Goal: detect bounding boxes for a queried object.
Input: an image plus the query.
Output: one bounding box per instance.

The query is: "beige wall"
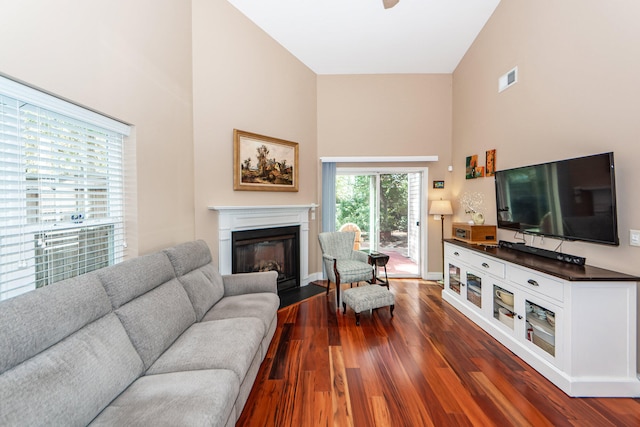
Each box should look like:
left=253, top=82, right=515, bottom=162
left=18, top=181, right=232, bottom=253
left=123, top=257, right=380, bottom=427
left=317, top=74, right=453, bottom=274
left=0, top=0, right=195, bottom=256
left=191, top=0, right=319, bottom=270
left=5, top=0, right=637, bottom=285
left=453, top=0, right=640, bottom=276
left=453, top=1, right=640, bottom=367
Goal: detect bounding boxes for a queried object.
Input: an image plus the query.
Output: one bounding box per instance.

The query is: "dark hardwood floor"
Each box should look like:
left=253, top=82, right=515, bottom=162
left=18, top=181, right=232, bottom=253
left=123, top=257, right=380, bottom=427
left=237, top=279, right=640, bottom=426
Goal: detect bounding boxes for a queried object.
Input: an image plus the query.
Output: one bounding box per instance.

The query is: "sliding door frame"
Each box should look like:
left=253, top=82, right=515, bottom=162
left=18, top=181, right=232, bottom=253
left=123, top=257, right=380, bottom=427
left=336, top=166, right=429, bottom=279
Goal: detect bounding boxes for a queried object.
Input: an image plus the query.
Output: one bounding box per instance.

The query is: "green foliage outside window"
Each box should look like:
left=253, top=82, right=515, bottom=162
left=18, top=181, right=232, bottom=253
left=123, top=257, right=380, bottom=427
left=379, top=174, right=408, bottom=234
left=336, top=174, right=408, bottom=241
left=336, top=175, right=371, bottom=233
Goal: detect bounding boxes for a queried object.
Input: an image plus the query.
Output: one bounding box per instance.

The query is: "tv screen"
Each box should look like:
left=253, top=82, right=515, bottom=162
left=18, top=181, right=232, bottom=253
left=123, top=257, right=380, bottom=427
left=495, top=152, right=619, bottom=245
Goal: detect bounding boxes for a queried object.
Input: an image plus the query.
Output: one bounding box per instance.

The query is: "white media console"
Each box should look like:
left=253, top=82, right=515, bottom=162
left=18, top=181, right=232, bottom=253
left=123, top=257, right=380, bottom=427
left=442, top=239, right=640, bottom=397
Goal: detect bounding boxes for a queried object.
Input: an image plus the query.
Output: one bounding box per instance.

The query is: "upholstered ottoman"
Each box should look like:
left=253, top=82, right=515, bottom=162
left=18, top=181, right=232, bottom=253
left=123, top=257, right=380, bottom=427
left=342, top=285, right=395, bottom=326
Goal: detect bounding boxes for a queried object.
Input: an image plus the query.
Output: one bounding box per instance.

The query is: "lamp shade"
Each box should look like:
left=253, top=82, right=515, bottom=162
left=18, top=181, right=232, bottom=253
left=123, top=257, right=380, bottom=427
left=429, top=200, right=453, bottom=216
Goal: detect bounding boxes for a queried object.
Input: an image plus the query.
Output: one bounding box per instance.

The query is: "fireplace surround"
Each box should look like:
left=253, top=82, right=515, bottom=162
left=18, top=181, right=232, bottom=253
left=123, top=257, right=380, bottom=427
left=209, top=205, right=316, bottom=288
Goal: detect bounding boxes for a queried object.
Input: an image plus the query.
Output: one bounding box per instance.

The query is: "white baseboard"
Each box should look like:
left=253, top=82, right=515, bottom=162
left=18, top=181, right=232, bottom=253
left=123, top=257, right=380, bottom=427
left=425, top=272, right=443, bottom=281
left=303, top=272, right=324, bottom=286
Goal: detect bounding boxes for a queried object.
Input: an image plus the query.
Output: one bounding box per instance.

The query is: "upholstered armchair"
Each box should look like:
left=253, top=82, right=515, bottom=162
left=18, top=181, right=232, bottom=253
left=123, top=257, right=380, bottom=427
left=318, top=231, right=373, bottom=306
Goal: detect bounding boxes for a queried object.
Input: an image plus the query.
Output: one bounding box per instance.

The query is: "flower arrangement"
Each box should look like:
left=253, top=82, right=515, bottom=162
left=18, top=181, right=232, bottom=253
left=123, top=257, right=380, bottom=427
left=459, top=192, right=484, bottom=218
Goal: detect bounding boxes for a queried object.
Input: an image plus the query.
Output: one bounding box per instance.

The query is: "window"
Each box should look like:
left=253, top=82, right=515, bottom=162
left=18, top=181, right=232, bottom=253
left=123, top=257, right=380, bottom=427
left=0, top=76, right=130, bottom=301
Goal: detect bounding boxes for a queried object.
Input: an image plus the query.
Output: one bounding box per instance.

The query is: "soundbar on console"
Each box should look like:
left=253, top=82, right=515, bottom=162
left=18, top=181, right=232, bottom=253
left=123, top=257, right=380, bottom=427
left=498, top=240, right=586, bottom=266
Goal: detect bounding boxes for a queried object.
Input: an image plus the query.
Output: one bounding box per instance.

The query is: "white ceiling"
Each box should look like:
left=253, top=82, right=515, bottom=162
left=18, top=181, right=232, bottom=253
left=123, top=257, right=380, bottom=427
left=226, top=0, right=501, bottom=75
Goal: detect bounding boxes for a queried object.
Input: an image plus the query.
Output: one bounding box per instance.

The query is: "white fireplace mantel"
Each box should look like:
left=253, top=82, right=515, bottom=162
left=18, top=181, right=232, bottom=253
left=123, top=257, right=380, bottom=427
left=208, top=205, right=317, bottom=285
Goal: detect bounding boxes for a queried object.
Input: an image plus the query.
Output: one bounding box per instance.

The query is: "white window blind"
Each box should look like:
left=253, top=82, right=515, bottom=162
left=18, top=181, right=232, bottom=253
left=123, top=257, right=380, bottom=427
left=0, top=76, right=130, bottom=300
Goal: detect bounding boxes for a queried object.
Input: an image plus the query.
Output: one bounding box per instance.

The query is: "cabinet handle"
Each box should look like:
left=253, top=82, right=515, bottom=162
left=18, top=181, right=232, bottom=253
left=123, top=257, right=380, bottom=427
left=527, top=279, right=539, bottom=287
left=482, top=262, right=490, bottom=268
left=453, top=251, right=460, bottom=256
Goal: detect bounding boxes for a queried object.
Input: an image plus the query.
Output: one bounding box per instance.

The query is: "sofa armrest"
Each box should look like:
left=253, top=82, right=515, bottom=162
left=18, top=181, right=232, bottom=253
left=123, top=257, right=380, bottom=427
left=222, top=270, right=278, bottom=297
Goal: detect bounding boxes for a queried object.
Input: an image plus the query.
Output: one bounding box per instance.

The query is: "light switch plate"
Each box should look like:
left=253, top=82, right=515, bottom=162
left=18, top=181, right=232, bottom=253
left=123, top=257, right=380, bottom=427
left=630, top=229, right=640, bottom=247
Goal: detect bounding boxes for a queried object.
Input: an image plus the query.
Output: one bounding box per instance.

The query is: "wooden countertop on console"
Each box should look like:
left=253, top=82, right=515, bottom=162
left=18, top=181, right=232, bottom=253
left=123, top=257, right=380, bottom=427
left=445, top=239, right=640, bottom=282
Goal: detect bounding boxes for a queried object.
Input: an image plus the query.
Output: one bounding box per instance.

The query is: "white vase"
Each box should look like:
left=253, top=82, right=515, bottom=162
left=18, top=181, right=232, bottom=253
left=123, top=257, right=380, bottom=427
left=472, top=212, right=485, bottom=225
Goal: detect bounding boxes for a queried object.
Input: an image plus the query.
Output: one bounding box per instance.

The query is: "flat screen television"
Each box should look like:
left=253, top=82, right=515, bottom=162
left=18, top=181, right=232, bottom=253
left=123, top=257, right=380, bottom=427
left=494, top=152, right=619, bottom=246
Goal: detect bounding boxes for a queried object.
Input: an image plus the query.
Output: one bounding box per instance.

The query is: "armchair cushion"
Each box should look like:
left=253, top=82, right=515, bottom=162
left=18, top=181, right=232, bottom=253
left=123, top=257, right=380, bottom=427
left=334, top=260, right=373, bottom=283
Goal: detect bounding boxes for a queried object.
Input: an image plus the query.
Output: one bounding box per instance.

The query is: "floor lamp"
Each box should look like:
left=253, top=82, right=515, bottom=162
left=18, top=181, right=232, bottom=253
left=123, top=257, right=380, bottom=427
left=429, top=200, right=453, bottom=285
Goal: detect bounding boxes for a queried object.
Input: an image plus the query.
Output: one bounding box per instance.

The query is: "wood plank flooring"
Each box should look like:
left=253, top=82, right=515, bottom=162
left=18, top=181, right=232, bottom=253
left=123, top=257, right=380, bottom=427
left=237, top=279, right=640, bottom=426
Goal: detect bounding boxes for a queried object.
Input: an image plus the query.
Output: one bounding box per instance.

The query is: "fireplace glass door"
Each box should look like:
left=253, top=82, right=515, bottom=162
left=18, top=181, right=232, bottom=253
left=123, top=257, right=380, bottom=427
left=232, top=225, right=300, bottom=293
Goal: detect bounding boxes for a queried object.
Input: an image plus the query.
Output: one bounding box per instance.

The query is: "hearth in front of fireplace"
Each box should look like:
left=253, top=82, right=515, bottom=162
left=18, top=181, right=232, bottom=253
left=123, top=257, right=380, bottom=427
left=231, top=225, right=300, bottom=293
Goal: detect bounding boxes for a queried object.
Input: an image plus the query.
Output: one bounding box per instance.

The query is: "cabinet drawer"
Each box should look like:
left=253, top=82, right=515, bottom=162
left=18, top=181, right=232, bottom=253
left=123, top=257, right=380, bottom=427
left=508, top=265, right=564, bottom=302
left=445, top=244, right=470, bottom=263
left=469, top=253, right=506, bottom=278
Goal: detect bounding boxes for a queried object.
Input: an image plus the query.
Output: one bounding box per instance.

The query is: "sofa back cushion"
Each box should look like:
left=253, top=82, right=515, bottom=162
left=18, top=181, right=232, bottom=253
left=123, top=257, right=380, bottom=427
left=98, top=251, right=176, bottom=309
left=0, top=272, right=110, bottom=374
left=0, top=276, right=144, bottom=426
left=98, top=252, right=196, bottom=369
left=0, top=314, right=144, bottom=426
left=164, top=240, right=225, bottom=321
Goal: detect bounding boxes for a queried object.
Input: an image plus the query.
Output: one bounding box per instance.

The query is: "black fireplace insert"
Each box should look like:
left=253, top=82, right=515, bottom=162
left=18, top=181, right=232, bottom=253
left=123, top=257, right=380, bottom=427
left=231, top=225, right=300, bottom=293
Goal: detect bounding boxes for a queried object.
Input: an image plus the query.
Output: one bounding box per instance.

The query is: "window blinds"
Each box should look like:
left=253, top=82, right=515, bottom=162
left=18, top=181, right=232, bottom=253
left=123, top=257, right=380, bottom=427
left=0, top=76, right=129, bottom=300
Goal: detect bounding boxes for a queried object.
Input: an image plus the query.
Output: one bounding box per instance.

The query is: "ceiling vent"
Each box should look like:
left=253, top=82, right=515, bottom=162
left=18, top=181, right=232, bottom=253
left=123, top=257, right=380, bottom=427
left=498, top=66, right=518, bottom=93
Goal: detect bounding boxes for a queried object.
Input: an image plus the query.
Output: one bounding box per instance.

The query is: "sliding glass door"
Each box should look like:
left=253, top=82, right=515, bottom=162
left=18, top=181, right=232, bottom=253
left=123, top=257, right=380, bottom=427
left=335, top=169, right=423, bottom=277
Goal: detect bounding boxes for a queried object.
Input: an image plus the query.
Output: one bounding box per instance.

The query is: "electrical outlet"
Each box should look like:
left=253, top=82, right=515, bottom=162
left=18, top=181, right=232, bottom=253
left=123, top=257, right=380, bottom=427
left=630, top=229, right=640, bottom=247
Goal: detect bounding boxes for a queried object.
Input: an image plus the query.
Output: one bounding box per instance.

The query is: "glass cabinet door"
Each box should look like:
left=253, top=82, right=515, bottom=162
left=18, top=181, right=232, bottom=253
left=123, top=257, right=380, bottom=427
left=466, top=272, right=482, bottom=308
left=525, top=300, right=556, bottom=356
left=493, top=285, right=515, bottom=330
left=448, top=263, right=461, bottom=295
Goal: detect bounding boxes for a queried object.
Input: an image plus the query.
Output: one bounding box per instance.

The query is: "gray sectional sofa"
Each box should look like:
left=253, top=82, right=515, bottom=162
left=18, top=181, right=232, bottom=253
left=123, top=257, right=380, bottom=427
left=0, top=240, right=279, bottom=426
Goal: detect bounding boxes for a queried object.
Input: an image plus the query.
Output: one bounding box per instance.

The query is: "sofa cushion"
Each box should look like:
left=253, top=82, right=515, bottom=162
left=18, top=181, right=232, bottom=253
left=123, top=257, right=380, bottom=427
left=177, top=263, right=225, bottom=321
left=164, top=240, right=225, bottom=320
left=114, top=279, right=196, bottom=369
left=0, top=272, right=111, bottom=374
left=201, top=293, right=279, bottom=335
left=146, top=317, right=264, bottom=383
left=89, top=369, right=239, bottom=427
left=98, top=251, right=177, bottom=309
left=0, top=313, right=144, bottom=427
left=164, top=239, right=212, bottom=276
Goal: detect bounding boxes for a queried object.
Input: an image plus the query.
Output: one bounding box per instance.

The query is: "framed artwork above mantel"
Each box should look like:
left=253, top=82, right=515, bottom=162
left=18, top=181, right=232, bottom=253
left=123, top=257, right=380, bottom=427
left=233, top=129, right=299, bottom=192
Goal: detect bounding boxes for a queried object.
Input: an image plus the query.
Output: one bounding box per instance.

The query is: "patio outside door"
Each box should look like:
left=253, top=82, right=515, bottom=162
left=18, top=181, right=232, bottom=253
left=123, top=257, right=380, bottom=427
left=335, top=170, right=422, bottom=278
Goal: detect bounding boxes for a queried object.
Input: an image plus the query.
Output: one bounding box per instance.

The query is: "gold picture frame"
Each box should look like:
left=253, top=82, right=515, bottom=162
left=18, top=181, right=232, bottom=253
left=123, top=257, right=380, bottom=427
left=233, top=129, right=299, bottom=192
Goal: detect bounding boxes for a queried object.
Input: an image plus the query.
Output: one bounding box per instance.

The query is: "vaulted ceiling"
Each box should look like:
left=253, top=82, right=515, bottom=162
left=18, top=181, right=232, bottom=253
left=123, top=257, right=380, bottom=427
left=226, top=0, right=501, bottom=74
